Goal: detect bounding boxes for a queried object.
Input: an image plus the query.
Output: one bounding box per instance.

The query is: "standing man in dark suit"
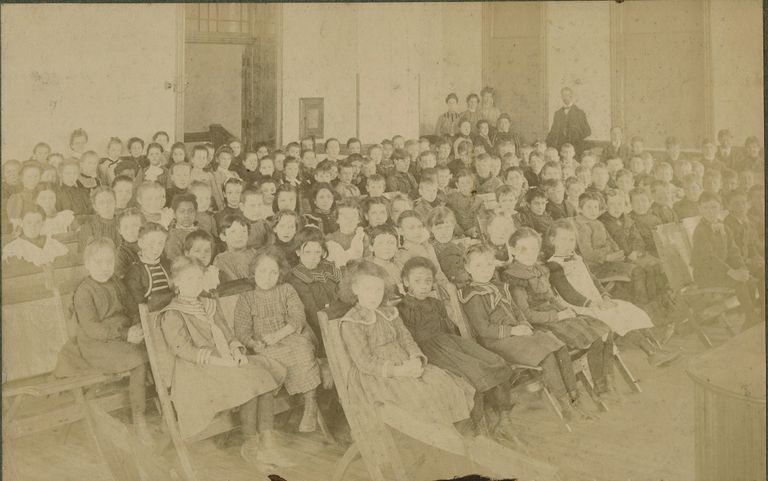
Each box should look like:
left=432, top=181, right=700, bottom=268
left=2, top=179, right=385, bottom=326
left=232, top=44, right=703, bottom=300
left=546, top=87, right=591, bottom=158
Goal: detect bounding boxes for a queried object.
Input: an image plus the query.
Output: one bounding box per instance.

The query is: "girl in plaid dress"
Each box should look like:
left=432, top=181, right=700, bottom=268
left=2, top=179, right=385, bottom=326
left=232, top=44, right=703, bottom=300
left=234, top=250, right=322, bottom=433
left=339, top=260, right=475, bottom=426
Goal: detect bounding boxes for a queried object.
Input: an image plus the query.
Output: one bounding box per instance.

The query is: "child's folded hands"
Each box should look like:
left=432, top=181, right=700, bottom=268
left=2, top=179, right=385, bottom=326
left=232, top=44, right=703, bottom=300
left=509, top=325, right=533, bottom=336
left=395, top=358, right=424, bottom=378
left=126, top=324, right=144, bottom=344
left=231, top=347, right=248, bottom=366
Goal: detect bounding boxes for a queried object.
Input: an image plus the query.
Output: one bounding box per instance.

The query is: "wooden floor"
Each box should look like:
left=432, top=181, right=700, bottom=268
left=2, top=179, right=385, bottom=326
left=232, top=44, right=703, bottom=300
left=5, top=321, right=743, bottom=481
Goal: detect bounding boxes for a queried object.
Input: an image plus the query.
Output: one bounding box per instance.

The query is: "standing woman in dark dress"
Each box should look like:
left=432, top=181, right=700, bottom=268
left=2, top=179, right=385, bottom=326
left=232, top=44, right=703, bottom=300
left=435, top=93, right=462, bottom=137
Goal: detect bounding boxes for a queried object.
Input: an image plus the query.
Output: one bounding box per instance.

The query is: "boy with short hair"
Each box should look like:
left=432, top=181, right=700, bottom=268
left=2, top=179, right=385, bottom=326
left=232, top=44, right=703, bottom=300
left=649, top=180, right=678, bottom=224
left=166, top=162, right=191, bottom=208
left=602, top=126, right=630, bottom=163
left=589, top=163, right=610, bottom=194
left=355, top=157, right=378, bottom=195
left=446, top=169, right=481, bottom=237
left=386, top=149, right=418, bottom=198
left=662, top=136, right=682, bottom=165
left=542, top=178, right=573, bottom=220
left=700, top=139, right=725, bottom=171
left=518, top=187, right=552, bottom=235
left=414, top=177, right=443, bottom=222
left=124, top=222, right=173, bottom=311
left=335, top=159, right=361, bottom=199
left=572, top=191, right=635, bottom=282
left=239, top=189, right=272, bottom=250
left=136, top=181, right=173, bottom=229
left=692, top=192, right=757, bottom=328
left=78, top=187, right=120, bottom=252
left=702, top=169, right=722, bottom=196
left=475, top=154, right=502, bottom=194
left=112, top=175, right=136, bottom=214
left=627, top=188, right=661, bottom=255
left=565, top=176, right=586, bottom=216
left=673, top=174, right=702, bottom=220
left=114, top=207, right=144, bottom=279
left=599, top=189, right=665, bottom=305
left=57, top=159, right=92, bottom=216
left=365, top=174, right=387, bottom=199
left=715, top=129, right=735, bottom=168
left=313, top=160, right=335, bottom=185
left=523, top=151, right=544, bottom=188
left=448, top=140, right=473, bottom=176
left=189, top=181, right=217, bottom=237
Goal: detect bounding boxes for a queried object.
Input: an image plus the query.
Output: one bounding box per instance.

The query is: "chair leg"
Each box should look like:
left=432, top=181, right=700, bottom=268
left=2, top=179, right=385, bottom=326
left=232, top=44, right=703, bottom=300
left=613, top=349, right=642, bottom=394
left=72, top=387, right=108, bottom=464
left=2, top=394, right=26, bottom=478
left=317, top=406, right=338, bottom=446
left=720, top=314, right=740, bottom=336
left=540, top=386, right=571, bottom=433
left=577, top=371, right=608, bottom=412
left=332, top=442, right=361, bottom=481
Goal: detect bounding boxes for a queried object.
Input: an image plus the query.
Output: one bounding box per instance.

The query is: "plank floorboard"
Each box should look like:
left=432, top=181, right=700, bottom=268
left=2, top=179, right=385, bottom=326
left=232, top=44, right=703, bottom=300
left=6, top=326, right=738, bottom=481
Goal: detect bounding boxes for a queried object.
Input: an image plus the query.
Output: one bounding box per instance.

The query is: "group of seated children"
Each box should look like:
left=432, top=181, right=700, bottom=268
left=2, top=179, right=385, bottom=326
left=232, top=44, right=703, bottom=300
left=2, top=121, right=762, bottom=466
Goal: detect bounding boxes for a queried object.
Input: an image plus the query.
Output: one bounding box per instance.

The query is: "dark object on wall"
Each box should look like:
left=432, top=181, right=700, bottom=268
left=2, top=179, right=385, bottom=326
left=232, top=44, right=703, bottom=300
left=687, top=323, right=766, bottom=481
left=300, top=97, right=324, bottom=140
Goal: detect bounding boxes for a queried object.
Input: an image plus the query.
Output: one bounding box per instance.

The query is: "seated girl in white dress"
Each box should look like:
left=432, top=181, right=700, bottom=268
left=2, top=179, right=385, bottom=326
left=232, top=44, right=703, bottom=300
left=544, top=220, right=681, bottom=368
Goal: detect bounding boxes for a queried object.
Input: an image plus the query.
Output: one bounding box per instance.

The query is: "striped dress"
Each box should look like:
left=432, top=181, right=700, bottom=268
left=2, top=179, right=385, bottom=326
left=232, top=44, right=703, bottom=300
left=124, top=257, right=173, bottom=312
left=233, top=283, right=321, bottom=395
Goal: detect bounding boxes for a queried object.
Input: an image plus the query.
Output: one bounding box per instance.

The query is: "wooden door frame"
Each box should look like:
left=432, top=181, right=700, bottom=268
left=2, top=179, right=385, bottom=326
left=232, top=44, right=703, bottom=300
left=174, top=4, right=185, bottom=143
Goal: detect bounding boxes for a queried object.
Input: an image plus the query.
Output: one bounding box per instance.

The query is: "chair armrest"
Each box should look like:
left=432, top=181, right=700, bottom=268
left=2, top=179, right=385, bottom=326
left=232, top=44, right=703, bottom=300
left=597, top=275, right=631, bottom=284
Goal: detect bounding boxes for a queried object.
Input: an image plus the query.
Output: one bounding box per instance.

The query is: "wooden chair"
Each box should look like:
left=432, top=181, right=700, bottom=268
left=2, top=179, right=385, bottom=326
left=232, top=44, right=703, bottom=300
left=444, top=283, right=580, bottom=431
left=318, top=311, right=561, bottom=481
left=653, top=218, right=741, bottom=347
left=2, top=268, right=131, bottom=477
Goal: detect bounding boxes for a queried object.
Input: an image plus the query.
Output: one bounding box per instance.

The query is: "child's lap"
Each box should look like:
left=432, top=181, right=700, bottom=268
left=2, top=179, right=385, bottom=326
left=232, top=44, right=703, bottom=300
left=481, top=331, right=563, bottom=366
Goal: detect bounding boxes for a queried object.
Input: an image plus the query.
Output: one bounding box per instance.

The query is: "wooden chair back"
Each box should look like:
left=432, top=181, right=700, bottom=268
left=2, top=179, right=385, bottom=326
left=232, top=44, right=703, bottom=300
left=319, top=311, right=561, bottom=481
left=2, top=268, right=70, bottom=382
left=653, top=221, right=695, bottom=292
left=443, top=282, right=473, bottom=339
left=138, top=304, right=212, bottom=481
left=318, top=311, right=407, bottom=481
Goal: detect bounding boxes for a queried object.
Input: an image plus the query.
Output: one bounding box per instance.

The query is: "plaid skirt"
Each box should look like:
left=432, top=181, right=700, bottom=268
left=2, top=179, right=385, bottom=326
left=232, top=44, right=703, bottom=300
left=263, top=331, right=321, bottom=394
left=538, top=315, right=610, bottom=350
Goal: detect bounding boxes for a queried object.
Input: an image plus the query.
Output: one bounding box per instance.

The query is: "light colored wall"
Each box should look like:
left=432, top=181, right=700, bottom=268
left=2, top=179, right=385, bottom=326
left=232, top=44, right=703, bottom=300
left=710, top=0, right=763, bottom=144
left=1, top=4, right=178, bottom=160
left=184, top=43, right=244, bottom=139
left=280, top=3, right=481, bottom=144
left=545, top=2, right=611, bottom=141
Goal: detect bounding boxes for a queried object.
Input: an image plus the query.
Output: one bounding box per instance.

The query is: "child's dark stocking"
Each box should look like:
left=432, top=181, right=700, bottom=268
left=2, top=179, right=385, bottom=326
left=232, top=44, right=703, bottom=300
left=129, top=364, right=152, bottom=445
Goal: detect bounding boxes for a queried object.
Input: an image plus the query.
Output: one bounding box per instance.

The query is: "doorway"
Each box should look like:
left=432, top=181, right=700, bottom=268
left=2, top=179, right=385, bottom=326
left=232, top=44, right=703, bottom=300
left=181, top=3, right=279, bottom=149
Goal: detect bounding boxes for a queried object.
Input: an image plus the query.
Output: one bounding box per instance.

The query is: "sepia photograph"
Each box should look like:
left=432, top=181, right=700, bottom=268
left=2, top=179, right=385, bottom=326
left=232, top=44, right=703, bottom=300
left=0, top=1, right=765, bottom=480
